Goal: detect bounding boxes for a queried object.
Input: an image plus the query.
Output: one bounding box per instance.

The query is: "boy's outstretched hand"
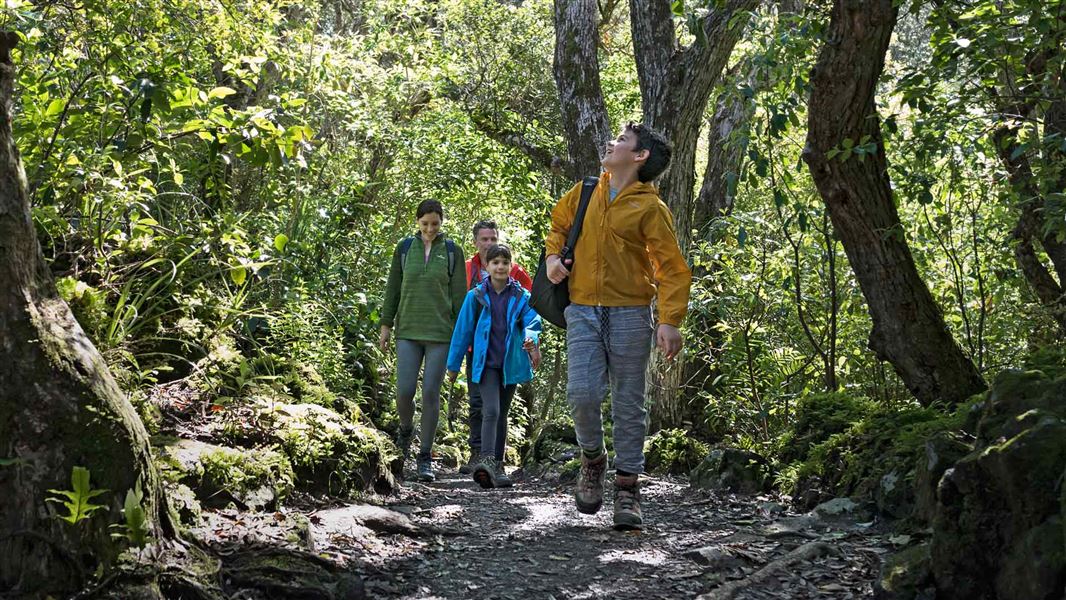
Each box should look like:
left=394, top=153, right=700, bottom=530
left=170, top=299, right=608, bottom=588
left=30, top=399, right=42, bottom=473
left=524, top=338, right=541, bottom=370
left=656, top=324, right=682, bottom=360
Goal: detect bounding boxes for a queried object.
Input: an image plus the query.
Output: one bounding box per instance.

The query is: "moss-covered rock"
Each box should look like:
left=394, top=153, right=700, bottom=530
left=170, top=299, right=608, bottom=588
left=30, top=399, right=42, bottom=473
left=159, top=439, right=294, bottom=509
left=874, top=357, right=1066, bottom=600
left=785, top=403, right=966, bottom=513
left=644, top=428, right=710, bottom=475
left=246, top=399, right=398, bottom=496
left=912, top=431, right=971, bottom=523
left=690, top=448, right=772, bottom=494
left=931, top=414, right=1066, bottom=600
left=874, top=542, right=934, bottom=600
left=528, top=421, right=579, bottom=464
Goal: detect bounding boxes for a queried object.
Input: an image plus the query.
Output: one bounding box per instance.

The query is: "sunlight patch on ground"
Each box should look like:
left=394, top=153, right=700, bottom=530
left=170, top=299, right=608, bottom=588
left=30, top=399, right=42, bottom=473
left=598, top=547, right=671, bottom=566
left=503, top=495, right=603, bottom=532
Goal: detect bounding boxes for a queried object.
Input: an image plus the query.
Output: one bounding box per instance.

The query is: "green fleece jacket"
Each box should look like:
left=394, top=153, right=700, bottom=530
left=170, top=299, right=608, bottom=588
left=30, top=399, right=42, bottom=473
left=380, top=233, right=467, bottom=343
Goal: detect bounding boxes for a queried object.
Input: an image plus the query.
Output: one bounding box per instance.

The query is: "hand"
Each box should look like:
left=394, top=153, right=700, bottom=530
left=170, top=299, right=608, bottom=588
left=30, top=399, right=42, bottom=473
left=447, top=370, right=459, bottom=384
left=528, top=346, right=542, bottom=370
left=656, top=324, right=682, bottom=360
left=546, top=254, right=572, bottom=284
left=522, top=337, right=537, bottom=352
left=379, top=325, right=391, bottom=352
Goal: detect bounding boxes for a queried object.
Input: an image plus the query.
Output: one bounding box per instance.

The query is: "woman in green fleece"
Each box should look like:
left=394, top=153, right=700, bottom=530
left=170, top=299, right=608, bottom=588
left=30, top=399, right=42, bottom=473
left=379, top=199, right=467, bottom=482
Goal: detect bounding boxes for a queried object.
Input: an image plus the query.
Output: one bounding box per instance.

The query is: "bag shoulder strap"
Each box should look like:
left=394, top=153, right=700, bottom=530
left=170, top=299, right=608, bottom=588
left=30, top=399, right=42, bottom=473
left=561, top=176, right=599, bottom=260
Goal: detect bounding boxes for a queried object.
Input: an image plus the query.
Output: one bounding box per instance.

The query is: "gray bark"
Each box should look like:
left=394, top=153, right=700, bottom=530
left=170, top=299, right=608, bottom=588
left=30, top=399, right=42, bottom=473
left=801, top=0, right=985, bottom=406
left=0, top=33, right=172, bottom=594
left=553, top=0, right=612, bottom=180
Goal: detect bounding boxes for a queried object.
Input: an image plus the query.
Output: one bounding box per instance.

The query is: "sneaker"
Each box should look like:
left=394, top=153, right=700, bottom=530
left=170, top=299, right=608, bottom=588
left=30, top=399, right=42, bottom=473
left=613, top=473, right=642, bottom=531
left=416, top=458, right=435, bottom=482
left=494, top=460, right=513, bottom=488
left=575, top=452, right=607, bottom=514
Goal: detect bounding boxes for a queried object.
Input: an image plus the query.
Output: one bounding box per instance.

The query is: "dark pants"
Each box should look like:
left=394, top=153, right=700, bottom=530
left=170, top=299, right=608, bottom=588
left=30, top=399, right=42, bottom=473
left=477, top=368, right=516, bottom=461
left=467, top=352, right=514, bottom=460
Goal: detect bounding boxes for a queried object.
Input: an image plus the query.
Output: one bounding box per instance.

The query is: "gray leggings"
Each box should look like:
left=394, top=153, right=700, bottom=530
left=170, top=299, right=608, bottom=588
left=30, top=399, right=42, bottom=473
left=396, top=339, right=449, bottom=461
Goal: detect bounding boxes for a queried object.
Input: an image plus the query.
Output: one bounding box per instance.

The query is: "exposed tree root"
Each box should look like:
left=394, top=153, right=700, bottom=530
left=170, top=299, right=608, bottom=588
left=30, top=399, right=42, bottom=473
left=697, top=541, right=841, bottom=600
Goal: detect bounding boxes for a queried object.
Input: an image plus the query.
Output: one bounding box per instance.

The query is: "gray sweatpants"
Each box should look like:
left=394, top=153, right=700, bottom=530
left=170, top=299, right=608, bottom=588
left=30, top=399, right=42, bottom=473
left=396, top=339, right=449, bottom=461
left=565, top=304, right=655, bottom=474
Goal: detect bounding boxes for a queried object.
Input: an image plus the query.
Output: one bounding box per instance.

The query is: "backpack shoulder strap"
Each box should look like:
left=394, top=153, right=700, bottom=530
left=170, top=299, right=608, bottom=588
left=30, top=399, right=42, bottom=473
left=398, top=236, right=415, bottom=273
left=445, top=238, right=457, bottom=277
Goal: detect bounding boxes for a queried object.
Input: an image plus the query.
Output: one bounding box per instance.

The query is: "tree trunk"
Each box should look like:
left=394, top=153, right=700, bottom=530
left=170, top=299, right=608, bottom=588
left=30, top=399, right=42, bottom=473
left=801, top=0, right=985, bottom=406
left=631, top=0, right=758, bottom=253
left=993, top=91, right=1066, bottom=333
left=553, top=0, right=612, bottom=181
left=0, top=33, right=172, bottom=594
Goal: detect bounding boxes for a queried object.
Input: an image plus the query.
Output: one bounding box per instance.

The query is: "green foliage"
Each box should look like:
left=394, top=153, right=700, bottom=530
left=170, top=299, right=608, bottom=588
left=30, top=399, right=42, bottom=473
left=199, top=445, right=295, bottom=503
left=111, top=485, right=150, bottom=548
left=644, top=428, right=711, bottom=475
left=775, top=392, right=876, bottom=464
left=46, top=466, right=109, bottom=525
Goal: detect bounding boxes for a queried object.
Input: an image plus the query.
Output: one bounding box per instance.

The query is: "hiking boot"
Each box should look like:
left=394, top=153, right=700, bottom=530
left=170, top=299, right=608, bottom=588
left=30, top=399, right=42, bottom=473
left=395, top=427, right=414, bottom=461
left=472, top=455, right=499, bottom=489
left=575, top=452, right=607, bottom=514
left=494, top=458, right=513, bottom=488
left=416, top=457, right=435, bottom=482
left=613, top=473, right=642, bottom=531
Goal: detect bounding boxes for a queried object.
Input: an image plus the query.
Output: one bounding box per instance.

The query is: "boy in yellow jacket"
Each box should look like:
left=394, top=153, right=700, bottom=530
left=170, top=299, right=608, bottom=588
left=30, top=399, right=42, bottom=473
left=544, top=122, right=692, bottom=530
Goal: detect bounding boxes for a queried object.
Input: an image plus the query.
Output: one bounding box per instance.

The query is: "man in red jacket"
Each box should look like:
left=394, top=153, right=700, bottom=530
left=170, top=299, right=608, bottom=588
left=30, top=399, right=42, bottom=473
left=460, top=220, right=533, bottom=474
left=465, top=220, right=533, bottom=291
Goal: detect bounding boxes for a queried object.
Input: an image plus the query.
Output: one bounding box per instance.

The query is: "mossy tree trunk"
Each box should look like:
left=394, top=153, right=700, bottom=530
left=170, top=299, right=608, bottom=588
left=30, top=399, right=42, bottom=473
left=801, top=0, right=986, bottom=406
left=0, top=33, right=173, bottom=595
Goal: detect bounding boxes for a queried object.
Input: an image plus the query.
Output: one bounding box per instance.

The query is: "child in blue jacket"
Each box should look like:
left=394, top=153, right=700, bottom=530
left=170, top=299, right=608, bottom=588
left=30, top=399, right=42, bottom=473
left=447, top=244, right=542, bottom=488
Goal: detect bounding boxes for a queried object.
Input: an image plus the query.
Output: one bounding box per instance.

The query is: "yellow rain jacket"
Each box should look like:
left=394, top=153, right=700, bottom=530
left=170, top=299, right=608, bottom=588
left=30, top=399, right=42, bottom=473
left=545, top=174, right=692, bottom=327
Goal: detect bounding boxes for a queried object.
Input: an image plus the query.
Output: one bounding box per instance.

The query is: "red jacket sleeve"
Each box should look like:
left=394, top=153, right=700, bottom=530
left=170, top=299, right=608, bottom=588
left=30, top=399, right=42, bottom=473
left=512, top=263, right=533, bottom=291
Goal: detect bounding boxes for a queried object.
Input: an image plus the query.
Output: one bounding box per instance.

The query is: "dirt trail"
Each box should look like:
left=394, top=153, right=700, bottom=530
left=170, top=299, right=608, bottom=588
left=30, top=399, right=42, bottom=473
left=311, top=467, right=894, bottom=599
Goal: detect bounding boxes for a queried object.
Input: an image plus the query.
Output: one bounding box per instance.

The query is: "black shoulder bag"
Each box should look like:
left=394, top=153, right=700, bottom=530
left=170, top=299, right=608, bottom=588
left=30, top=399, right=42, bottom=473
left=530, top=176, right=598, bottom=328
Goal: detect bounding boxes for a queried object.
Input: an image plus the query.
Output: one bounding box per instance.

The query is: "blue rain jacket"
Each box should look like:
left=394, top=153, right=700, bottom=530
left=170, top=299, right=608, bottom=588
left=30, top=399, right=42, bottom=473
left=447, top=278, right=542, bottom=386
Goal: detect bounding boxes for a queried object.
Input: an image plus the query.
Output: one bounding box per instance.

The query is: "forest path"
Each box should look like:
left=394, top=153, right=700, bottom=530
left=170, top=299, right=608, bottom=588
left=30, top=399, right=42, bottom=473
left=329, top=468, right=892, bottom=599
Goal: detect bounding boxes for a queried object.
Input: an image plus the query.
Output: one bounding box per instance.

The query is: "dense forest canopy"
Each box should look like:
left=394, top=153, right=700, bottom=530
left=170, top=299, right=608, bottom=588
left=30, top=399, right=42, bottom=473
left=1, top=0, right=1064, bottom=596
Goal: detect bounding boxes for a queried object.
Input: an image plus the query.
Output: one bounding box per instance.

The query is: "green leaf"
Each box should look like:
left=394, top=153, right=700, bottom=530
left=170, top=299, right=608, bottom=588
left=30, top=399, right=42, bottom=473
left=44, top=98, right=65, bottom=118
left=737, top=226, right=748, bottom=247
left=670, top=0, right=684, bottom=16
left=230, top=266, right=247, bottom=286
left=773, top=190, right=786, bottom=208
left=273, top=233, right=289, bottom=252
left=47, top=466, right=108, bottom=525
left=208, top=86, right=238, bottom=100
